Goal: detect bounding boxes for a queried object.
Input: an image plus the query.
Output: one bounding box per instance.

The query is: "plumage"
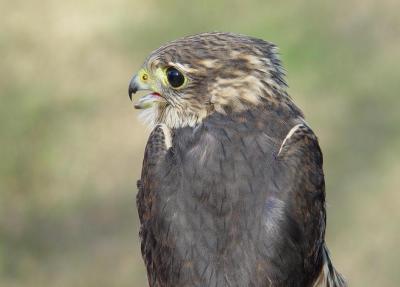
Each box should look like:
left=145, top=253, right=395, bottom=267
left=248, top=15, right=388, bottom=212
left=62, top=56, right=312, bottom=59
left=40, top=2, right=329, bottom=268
left=129, top=32, right=346, bottom=287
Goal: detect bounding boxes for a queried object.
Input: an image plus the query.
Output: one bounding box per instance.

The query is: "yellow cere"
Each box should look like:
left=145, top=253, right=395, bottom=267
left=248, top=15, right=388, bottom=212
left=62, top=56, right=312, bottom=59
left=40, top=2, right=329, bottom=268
left=138, top=68, right=170, bottom=91
left=138, top=69, right=149, bottom=82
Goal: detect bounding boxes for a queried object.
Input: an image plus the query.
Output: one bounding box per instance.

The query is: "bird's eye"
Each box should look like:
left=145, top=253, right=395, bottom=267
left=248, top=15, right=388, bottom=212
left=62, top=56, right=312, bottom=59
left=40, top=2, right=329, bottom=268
left=166, top=67, right=185, bottom=88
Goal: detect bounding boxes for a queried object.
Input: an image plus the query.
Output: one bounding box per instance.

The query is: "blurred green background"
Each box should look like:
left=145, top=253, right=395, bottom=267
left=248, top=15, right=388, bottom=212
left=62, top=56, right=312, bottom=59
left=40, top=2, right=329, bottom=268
left=1, top=0, right=399, bottom=286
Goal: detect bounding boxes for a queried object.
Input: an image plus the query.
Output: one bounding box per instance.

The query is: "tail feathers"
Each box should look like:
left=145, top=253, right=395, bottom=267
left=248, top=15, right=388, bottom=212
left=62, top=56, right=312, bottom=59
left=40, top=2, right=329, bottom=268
left=313, top=245, right=347, bottom=287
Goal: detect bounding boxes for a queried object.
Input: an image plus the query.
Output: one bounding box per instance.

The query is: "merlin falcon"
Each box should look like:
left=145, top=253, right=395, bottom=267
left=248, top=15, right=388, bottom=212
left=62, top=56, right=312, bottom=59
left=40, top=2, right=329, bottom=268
left=128, top=32, right=346, bottom=287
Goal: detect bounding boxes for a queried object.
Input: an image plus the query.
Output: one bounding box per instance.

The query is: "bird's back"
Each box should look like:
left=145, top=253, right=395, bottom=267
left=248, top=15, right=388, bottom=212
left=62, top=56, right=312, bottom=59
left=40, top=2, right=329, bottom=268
left=138, top=106, right=329, bottom=286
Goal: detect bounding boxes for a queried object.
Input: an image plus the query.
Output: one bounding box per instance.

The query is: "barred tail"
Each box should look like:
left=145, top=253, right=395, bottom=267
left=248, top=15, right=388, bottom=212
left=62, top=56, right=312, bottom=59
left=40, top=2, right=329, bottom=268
left=313, top=245, right=347, bottom=287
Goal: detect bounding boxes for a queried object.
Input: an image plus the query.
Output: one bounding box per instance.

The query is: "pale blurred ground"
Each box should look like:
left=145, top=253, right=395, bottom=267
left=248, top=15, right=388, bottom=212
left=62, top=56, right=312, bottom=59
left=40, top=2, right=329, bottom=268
left=1, top=0, right=399, bottom=286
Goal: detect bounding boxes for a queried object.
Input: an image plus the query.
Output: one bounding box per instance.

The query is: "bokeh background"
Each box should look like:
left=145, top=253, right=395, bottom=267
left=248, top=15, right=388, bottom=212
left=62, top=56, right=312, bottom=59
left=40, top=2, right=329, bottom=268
left=1, top=0, right=399, bottom=286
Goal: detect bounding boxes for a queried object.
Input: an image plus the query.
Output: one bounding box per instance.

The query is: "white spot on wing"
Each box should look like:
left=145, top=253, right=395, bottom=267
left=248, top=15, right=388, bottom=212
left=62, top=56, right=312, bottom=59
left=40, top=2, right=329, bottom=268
left=277, top=124, right=303, bottom=156
left=157, top=124, right=172, bottom=149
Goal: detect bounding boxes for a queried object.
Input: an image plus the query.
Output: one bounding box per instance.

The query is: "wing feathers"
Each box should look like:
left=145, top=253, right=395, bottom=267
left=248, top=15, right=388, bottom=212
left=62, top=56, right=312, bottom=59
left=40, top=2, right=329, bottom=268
left=312, top=245, right=347, bottom=287
left=144, top=124, right=172, bottom=166
left=277, top=123, right=303, bottom=156
left=277, top=123, right=318, bottom=159
left=137, top=124, right=173, bottom=287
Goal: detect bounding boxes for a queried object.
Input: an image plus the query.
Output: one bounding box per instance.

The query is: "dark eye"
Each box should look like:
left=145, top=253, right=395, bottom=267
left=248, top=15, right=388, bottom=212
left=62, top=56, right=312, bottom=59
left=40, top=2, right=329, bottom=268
left=166, top=67, right=185, bottom=88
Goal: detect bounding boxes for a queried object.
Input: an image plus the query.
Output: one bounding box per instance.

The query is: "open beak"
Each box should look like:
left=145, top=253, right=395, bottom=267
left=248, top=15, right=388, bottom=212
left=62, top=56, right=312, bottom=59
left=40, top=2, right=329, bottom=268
left=128, top=75, right=165, bottom=109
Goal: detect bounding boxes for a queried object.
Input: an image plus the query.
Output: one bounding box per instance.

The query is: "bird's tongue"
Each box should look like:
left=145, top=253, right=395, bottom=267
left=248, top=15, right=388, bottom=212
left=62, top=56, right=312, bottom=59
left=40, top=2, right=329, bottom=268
left=134, top=92, right=163, bottom=109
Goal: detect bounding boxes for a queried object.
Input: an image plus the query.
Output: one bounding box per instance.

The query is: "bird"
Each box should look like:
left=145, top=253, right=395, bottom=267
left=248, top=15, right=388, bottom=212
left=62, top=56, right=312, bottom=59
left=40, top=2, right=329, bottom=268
left=128, top=32, right=346, bottom=287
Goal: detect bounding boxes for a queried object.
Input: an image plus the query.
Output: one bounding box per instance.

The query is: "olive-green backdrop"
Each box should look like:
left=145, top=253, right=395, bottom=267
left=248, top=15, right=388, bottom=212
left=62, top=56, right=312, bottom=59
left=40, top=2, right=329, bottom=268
left=1, top=0, right=399, bottom=286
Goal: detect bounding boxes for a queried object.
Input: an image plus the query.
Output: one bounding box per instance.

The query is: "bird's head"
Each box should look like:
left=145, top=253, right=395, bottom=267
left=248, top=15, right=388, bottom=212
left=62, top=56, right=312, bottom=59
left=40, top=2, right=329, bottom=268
left=129, top=32, right=297, bottom=129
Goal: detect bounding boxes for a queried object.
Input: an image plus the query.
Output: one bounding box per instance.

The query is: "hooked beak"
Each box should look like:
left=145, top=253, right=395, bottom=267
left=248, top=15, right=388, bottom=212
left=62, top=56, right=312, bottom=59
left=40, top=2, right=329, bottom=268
left=128, top=75, right=165, bottom=109
left=128, top=75, right=140, bottom=101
